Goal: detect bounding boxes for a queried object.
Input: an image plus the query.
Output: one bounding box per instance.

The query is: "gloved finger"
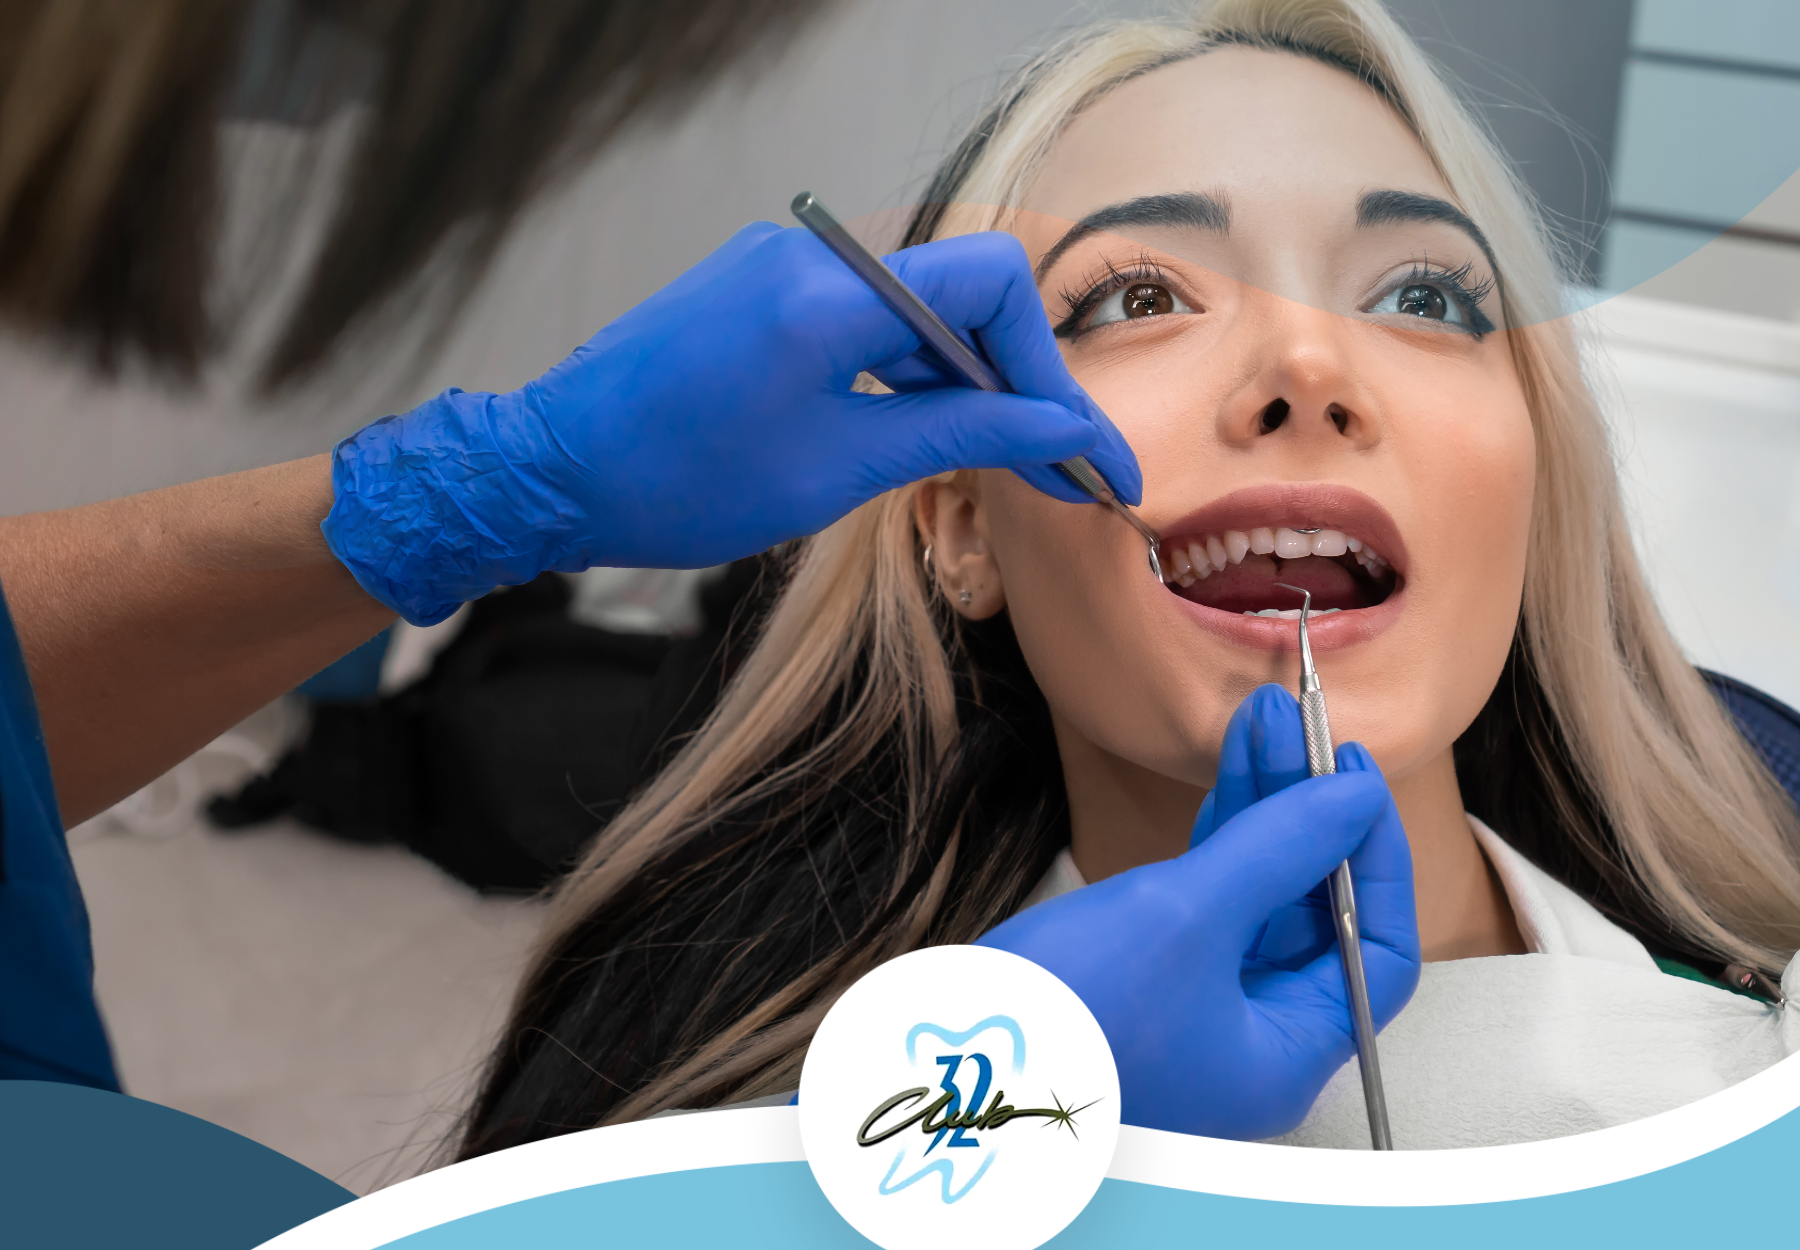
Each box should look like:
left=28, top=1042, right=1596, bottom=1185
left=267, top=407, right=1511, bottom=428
left=1270, top=899, right=1420, bottom=1048
left=1011, top=403, right=1141, bottom=506
left=1010, top=458, right=1128, bottom=507
left=1249, top=684, right=1310, bottom=800
left=1335, top=742, right=1421, bottom=1022
left=852, top=388, right=1099, bottom=487
left=867, top=341, right=1140, bottom=506
left=1182, top=770, right=1390, bottom=951
left=885, top=235, right=1143, bottom=506
left=1242, top=742, right=1388, bottom=969
left=1267, top=744, right=1419, bottom=1031
left=869, top=364, right=1143, bottom=512
left=1191, top=789, right=1220, bottom=846
left=1245, top=897, right=1337, bottom=971
left=840, top=395, right=1109, bottom=507
left=867, top=350, right=966, bottom=393
left=1192, top=685, right=1298, bottom=848
left=664, top=220, right=786, bottom=305
left=868, top=323, right=991, bottom=394
left=883, top=233, right=1069, bottom=395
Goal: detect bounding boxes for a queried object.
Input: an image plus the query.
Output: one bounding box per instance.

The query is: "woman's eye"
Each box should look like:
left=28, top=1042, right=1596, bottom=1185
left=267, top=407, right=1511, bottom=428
left=1369, top=280, right=1469, bottom=328
left=1087, top=281, right=1192, bottom=328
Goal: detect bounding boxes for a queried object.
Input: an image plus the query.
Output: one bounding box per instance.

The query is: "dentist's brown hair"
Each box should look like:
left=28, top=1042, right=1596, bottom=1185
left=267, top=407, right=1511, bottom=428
left=0, top=0, right=831, bottom=385
left=461, top=0, right=1800, bottom=1156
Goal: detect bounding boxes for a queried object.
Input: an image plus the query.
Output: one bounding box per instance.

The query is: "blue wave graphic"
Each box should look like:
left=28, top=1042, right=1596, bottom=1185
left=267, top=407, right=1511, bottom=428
left=904, top=1016, right=1025, bottom=1074
left=877, top=1149, right=997, bottom=1204
left=302, top=1091, right=1800, bottom=1246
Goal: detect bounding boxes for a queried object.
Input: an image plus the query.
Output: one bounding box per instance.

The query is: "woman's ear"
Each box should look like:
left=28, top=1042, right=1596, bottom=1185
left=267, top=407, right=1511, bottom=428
left=914, top=472, right=1006, bottom=620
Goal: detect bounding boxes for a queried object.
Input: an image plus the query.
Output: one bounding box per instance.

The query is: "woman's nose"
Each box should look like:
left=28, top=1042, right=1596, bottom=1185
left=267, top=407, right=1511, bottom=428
left=1216, top=300, right=1380, bottom=452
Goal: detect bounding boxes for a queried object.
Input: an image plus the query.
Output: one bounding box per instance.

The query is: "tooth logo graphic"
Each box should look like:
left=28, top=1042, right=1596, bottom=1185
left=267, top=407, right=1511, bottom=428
left=800, top=946, right=1120, bottom=1250
left=857, top=1015, right=1096, bottom=1203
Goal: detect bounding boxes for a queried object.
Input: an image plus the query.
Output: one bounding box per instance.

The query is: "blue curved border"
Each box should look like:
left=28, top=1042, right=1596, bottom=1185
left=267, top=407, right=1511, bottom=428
left=0, top=1080, right=351, bottom=1250
left=374, top=1094, right=1800, bottom=1248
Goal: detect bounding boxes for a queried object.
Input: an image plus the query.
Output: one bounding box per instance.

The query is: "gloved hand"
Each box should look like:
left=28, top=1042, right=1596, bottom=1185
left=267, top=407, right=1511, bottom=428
left=977, top=685, right=1420, bottom=1140
left=322, top=223, right=1140, bottom=625
left=1192, top=684, right=1397, bottom=972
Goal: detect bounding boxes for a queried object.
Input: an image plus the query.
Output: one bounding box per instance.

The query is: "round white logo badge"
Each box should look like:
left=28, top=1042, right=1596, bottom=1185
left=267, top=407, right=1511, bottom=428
left=799, top=945, right=1120, bottom=1250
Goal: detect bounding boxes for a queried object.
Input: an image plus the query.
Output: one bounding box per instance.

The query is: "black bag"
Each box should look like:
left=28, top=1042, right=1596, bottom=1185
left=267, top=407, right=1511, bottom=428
left=210, top=575, right=675, bottom=892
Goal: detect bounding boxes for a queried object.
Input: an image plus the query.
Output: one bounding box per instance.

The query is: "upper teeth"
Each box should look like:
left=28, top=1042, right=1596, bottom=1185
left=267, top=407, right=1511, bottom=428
left=1160, top=526, right=1392, bottom=588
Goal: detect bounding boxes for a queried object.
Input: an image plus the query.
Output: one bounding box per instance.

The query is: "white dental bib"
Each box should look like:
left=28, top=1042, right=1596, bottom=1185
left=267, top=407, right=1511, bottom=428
left=1024, top=817, right=1799, bottom=1150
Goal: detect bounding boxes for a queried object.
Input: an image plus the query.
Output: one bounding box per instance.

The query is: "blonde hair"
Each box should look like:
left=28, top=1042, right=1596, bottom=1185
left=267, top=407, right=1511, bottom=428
left=463, top=0, right=1800, bottom=1152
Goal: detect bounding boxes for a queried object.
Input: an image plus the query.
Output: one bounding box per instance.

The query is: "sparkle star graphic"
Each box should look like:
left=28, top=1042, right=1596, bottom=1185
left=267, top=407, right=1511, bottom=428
left=1037, top=1092, right=1102, bottom=1140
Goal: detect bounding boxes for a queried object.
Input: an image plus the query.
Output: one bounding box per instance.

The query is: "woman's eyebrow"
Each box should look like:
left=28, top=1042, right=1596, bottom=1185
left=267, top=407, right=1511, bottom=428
left=1032, top=191, right=1231, bottom=280
left=1356, top=188, right=1498, bottom=274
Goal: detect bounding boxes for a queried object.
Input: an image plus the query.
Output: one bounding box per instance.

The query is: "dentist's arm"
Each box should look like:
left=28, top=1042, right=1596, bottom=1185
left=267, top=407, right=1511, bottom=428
left=0, top=456, right=392, bottom=824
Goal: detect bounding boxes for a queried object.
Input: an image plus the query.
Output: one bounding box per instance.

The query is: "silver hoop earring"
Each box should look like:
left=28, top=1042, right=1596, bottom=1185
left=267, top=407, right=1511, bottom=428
left=922, top=545, right=933, bottom=572
left=958, top=589, right=973, bottom=606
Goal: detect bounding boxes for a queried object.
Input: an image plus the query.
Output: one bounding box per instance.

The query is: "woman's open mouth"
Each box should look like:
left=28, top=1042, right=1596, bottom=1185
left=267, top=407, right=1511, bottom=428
left=1160, top=525, right=1398, bottom=616
left=1149, top=484, right=1409, bottom=651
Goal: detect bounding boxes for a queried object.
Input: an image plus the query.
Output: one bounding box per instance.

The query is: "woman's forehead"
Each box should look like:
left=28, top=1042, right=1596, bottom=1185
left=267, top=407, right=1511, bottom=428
left=1023, top=47, right=1450, bottom=236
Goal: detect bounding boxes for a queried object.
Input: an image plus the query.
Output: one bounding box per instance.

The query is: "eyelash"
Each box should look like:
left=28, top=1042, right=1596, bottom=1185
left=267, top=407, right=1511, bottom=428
left=1053, top=255, right=1181, bottom=338
left=1373, top=259, right=1497, bottom=336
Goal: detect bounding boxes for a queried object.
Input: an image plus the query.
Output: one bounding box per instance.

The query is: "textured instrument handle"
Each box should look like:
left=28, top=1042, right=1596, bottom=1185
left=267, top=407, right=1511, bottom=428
left=1301, top=686, right=1335, bottom=778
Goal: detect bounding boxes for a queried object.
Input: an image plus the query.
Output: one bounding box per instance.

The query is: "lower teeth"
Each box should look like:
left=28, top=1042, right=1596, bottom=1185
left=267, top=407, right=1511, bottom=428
left=1244, top=607, right=1342, bottom=619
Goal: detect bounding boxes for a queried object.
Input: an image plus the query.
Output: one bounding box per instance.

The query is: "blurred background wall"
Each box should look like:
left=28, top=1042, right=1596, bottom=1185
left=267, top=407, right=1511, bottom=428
left=0, top=0, right=1685, bottom=497
left=6, top=0, right=1795, bottom=694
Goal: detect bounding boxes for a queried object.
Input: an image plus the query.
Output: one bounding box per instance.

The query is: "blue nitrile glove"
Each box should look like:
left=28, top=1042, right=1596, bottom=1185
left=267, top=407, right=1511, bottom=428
left=1193, top=684, right=1385, bottom=970
left=977, top=686, right=1420, bottom=1140
left=322, top=223, right=1140, bottom=625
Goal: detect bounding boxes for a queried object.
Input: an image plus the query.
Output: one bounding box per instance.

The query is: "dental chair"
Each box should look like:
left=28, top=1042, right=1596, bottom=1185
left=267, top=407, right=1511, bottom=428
left=1703, top=670, right=1800, bottom=813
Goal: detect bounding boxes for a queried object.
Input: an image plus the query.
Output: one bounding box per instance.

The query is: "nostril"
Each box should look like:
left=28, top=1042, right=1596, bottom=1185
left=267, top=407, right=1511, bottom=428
left=1259, top=398, right=1289, bottom=434
left=1328, top=403, right=1348, bottom=434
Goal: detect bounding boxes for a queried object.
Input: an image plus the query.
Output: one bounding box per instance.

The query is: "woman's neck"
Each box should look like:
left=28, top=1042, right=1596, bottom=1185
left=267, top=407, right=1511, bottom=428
left=1058, top=730, right=1525, bottom=962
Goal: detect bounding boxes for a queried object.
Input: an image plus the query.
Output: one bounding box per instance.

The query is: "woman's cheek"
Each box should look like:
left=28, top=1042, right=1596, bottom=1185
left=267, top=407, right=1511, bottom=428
left=1411, top=369, right=1535, bottom=610
left=981, top=469, right=1235, bottom=784
left=1067, top=353, right=1205, bottom=467
left=1383, top=366, right=1534, bottom=767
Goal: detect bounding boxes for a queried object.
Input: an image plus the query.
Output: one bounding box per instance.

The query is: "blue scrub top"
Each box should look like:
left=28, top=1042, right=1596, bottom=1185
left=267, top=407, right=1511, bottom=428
left=0, top=577, right=118, bottom=1089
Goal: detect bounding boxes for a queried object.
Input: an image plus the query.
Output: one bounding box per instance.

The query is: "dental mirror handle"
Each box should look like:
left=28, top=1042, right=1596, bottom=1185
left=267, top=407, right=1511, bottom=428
left=1301, top=672, right=1394, bottom=1151
left=791, top=192, right=1163, bottom=580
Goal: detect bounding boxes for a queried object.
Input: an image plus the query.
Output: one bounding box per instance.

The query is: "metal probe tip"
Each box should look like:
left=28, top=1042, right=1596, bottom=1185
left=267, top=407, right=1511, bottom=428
left=1273, top=583, right=1317, bottom=678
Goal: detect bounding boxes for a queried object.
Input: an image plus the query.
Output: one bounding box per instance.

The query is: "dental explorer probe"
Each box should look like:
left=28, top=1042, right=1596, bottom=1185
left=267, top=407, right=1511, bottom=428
left=1274, top=582, right=1394, bottom=1151
left=791, top=192, right=1164, bottom=581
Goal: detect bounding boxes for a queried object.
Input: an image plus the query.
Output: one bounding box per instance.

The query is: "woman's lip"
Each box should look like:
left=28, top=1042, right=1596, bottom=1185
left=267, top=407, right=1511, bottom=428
left=1165, top=582, right=1408, bottom=652
left=1155, top=482, right=1411, bottom=576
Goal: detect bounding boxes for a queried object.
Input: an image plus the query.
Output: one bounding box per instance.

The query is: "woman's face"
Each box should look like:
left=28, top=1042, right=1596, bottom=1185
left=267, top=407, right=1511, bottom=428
left=968, top=49, right=1534, bottom=791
